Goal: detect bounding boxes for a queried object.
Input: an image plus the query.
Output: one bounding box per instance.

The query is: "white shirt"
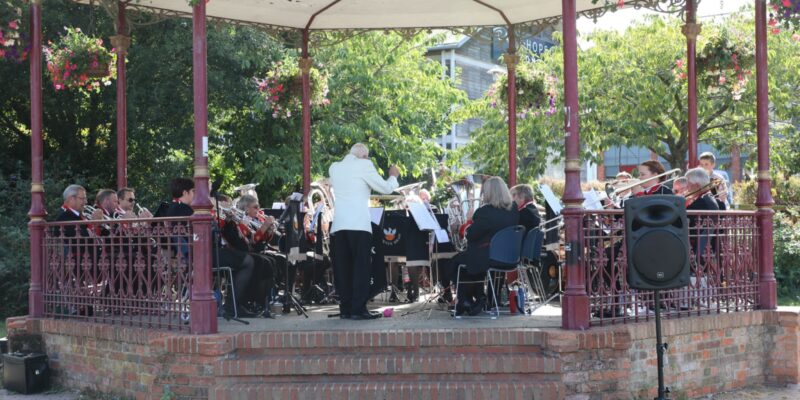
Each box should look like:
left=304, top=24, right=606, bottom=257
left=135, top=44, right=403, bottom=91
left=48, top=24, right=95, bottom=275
left=329, top=154, right=398, bottom=233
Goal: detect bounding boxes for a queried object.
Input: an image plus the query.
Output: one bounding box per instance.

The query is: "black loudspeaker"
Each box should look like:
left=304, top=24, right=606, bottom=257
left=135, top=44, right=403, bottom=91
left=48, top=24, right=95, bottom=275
left=624, top=195, right=690, bottom=290
left=2, top=353, right=49, bottom=394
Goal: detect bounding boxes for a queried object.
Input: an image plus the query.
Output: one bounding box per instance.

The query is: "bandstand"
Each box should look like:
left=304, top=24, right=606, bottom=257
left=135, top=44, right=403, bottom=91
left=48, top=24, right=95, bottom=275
left=7, top=1, right=797, bottom=399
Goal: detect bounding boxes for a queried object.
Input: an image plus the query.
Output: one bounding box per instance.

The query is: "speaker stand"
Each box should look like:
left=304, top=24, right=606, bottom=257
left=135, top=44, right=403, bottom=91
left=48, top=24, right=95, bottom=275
left=654, top=289, right=670, bottom=400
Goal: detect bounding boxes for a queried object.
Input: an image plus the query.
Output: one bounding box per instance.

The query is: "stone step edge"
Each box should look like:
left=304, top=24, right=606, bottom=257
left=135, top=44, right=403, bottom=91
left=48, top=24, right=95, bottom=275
left=210, top=381, right=565, bottom=400
left=215, top=353, right=560, bottom=377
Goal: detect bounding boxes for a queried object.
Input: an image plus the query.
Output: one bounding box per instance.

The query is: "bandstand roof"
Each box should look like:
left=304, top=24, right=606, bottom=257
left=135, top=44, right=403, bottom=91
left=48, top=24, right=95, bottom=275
left=84, top=0, right=610, bottom=31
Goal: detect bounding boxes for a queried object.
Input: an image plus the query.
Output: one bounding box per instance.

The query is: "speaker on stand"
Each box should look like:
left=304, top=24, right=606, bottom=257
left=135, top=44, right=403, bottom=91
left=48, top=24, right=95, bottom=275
left=624, top=195, right=690, bottom=400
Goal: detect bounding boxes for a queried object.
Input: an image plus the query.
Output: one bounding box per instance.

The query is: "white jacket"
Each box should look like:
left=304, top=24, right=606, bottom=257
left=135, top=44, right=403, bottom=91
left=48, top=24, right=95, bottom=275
left=329, top=154, right=399, bottom=233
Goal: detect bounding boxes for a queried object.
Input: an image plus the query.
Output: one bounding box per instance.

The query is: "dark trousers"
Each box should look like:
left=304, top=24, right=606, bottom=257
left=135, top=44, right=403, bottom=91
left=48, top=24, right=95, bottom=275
left=332, top=230, right=372, bottom=315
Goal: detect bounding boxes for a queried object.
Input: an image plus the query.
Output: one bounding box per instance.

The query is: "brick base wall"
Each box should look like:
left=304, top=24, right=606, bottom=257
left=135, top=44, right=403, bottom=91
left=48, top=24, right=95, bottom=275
left=6, top=311, right=799, bottom=400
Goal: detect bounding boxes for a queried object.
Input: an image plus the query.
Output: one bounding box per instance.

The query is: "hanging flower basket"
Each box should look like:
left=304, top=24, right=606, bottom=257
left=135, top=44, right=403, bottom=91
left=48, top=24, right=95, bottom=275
left=696, top=29, right=754, bottom=100
left=769, top=0, right=800, bottom=33
left=0, top=1, right=28, bottom=63
left=254, top=59, right=330, bottom=120
left=489, top=61, right=558, bottom=119
left=45, top=27, right=116, bottom=93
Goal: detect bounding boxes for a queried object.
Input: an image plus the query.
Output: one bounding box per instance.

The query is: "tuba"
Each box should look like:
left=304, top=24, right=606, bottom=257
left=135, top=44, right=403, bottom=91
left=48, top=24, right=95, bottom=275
left=305, top=179, right=335, bottom=256
left=444, top=176, right=484, bottom=251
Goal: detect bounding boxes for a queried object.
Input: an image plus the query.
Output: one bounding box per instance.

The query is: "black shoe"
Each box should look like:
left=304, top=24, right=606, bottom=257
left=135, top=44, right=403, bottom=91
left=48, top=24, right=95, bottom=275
left=350, top=311, right=382, bottom=320
left=469, top=297, right=487, bottom=316
left=455, top=300, right=472, bottom=316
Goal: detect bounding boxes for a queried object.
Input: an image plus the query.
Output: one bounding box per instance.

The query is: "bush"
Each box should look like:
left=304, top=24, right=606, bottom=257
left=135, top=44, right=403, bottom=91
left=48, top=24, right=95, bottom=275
left=733, top=175, right=800, bottom=209
left=775, top=211, right=800, bottom=303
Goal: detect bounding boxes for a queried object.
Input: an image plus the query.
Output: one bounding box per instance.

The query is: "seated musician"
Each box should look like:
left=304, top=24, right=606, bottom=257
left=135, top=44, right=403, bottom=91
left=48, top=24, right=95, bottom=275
left=227, top=194, right=280, bottom=316
left=54, top=184, right=91, bottom=236
left=510, top=184, right=541, bottom=231
left=164, top=178, right=258, bottom=318
left=672, top=177, right=688, bottom=197
left=116, top=187, right=153, bottom=219
left=447, top=176, right=519, bottom=316
left=53, top=185, right=93, bottom=315
left=633, top=160, right=673, bottom=196
left=418, top=189, right=438, bottom=212
left=683, top=168, right=720, bottom=268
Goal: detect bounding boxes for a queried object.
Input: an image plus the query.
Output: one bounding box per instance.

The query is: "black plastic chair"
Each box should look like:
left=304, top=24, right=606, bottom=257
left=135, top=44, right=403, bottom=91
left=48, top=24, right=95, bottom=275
left=455, top=225, right=525, bottom=319
left=519, top=228, right=547, bottom=310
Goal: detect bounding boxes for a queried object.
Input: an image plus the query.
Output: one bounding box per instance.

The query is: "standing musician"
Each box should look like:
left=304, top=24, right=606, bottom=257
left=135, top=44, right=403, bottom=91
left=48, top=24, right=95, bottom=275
left=699, top=151, right=732, bottom=208
left=329, top=143, right=400, bottom=320
left=446, top=177, right=519, bottom=316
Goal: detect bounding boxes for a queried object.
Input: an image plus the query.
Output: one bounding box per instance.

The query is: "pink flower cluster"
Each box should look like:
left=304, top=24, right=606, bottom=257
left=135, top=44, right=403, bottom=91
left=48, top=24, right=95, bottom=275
left=1, top=10, right=28, bottom=62
left=45, top=27, right=116, bottom=93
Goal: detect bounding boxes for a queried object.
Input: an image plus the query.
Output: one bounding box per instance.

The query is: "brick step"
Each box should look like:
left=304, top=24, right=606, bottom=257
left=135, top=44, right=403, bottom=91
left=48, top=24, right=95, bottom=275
left=210, top=381, right=565, bottom=400
left=230, top=329, right=546, bottom=352
left=215, top=352, right=560, bottom=377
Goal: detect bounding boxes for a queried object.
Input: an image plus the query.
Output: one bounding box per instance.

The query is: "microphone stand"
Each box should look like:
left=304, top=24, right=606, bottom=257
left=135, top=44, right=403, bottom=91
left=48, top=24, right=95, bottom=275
left=212, top=191, right=248, bottom=325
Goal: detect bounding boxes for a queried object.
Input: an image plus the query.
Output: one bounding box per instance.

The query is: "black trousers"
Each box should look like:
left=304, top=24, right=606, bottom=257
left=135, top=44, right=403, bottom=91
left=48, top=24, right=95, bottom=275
left=332, top=230, right=372, bottom=315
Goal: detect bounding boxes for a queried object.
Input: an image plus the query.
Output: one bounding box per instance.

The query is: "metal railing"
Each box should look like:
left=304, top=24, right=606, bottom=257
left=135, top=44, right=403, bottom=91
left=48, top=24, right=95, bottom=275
left=42, top=217, right=195, bottom=331
left=583, top=209, right=760, bottom=326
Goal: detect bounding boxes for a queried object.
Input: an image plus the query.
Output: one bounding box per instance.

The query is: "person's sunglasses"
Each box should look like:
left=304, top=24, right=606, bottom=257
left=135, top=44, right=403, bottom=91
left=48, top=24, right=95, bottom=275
left=127, top=198, right=137, bottom=203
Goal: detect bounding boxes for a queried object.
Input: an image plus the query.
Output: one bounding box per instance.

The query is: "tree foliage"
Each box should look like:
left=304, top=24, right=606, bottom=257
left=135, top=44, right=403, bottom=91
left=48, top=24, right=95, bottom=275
left=0, top=1, right=465, bottom=318
left=462, top=13, right=800, bottom=180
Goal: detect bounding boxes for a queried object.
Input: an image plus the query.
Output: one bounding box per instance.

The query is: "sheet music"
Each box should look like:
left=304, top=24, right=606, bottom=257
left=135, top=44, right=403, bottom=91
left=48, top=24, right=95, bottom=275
left=271, top=202, right=286, bottom=210
left=407, top=202, right=441, bottom=231
left=539, top=184, right=563, bottom=215
left=434, top=229, right=450, bottom=243
left=309, top=204, right=324, bottom=231
left=369, top=207, right=384, bottom=226
left=583, top=190, right=604, bottom=210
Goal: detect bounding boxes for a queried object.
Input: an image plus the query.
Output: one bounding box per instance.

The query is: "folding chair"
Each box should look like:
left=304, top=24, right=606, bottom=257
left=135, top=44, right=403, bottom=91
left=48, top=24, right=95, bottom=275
left=455, top=225, right=525, bottom=319
left=518, top=228, right=547, bottom=311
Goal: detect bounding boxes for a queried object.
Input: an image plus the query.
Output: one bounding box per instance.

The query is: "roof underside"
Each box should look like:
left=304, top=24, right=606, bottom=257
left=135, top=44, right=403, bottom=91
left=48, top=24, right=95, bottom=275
left=97, top=0, right=607, bottom=31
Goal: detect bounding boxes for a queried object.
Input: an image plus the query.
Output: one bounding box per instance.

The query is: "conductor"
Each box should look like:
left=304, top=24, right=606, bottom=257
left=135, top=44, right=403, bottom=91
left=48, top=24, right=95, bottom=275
left=329, top=143, right=400, bottom=320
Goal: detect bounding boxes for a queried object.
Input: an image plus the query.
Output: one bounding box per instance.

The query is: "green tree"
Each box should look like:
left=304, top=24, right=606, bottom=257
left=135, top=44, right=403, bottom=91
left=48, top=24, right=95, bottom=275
left=462, top=15, right=767, bottom=178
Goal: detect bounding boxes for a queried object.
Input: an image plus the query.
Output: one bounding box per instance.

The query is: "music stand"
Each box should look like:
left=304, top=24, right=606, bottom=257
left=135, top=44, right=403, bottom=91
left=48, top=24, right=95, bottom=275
left=276, top=194, right=309, bottom=318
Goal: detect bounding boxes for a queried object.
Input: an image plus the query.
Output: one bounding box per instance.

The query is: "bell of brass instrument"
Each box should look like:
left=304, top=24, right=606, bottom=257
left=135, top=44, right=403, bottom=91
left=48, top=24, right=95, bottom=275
left=444, top=177, right=483, bottom=252
left=392, top=181, right=426, bottom=210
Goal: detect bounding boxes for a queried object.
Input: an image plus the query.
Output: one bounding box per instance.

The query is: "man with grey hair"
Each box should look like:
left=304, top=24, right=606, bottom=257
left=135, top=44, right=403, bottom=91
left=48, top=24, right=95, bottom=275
left=672, top=177, right=688, bottom=197
left=329, top=143, right=400, bottom=320
left=685, top=167, right=719, bottom=212
left=55, top=184, right=91, bottom=238
left=510, top=184, right=541, bottom=232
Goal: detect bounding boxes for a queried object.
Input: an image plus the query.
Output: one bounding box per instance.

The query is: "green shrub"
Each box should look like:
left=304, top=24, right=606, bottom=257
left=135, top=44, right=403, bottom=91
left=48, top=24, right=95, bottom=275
left=775, top=211, right=800, bottom=303
left=733, top=175, right=800, bottom=209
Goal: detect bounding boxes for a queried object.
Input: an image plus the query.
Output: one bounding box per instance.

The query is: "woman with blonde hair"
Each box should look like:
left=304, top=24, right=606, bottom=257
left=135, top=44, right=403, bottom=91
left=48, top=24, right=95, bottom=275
left=444, top=176, right=518, bottom=316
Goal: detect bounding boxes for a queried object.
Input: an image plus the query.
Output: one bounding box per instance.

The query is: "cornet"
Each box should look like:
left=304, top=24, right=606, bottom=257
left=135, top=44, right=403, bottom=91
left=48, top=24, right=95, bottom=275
left=135, top=203, right=152, bottom=218
left=84, top=205, right=113, bottom=220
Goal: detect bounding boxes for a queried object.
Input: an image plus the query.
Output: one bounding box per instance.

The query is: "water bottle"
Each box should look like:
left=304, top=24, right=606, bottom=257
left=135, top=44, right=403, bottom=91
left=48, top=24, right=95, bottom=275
left=517, top=287, right=526, bottom=315
left=509, top=290, right=518, bottom=314
left=402, top=266, right=411, bottom=284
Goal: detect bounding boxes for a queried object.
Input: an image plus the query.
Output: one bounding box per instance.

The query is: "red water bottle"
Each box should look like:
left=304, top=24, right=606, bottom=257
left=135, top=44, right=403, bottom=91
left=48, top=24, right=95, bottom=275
left=509, top=290, right=518, bottom=314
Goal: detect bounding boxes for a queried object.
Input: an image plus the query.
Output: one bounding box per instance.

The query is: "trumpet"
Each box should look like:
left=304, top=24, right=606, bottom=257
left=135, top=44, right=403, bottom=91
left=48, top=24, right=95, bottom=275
left=219, top=206, right=246, bottom=222
left=539, top=214, right=564, bottom=233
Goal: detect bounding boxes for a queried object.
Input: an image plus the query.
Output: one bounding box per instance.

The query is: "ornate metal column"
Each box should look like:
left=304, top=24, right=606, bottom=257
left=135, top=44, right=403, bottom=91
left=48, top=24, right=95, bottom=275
left=190, top=1, right=217, bottom=334
left=111, top=1, right=131, bottom=189
left=754, top=0, right=776, bottom=309
left=505, top=45, right=518, bottom=187
left=301, top=29, right=312, bottom=196
left=561, top=0, right=589, bottom=330
left=683, top=0, right=700, bottom=168
left=28, top=0, right=45, bottom=318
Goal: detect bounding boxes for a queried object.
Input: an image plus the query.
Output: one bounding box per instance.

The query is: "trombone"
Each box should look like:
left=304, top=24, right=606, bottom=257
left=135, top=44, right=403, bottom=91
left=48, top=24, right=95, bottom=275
left=683, top=177, right=726, bottom=205
left=605, top=168, right=682, bottom=206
